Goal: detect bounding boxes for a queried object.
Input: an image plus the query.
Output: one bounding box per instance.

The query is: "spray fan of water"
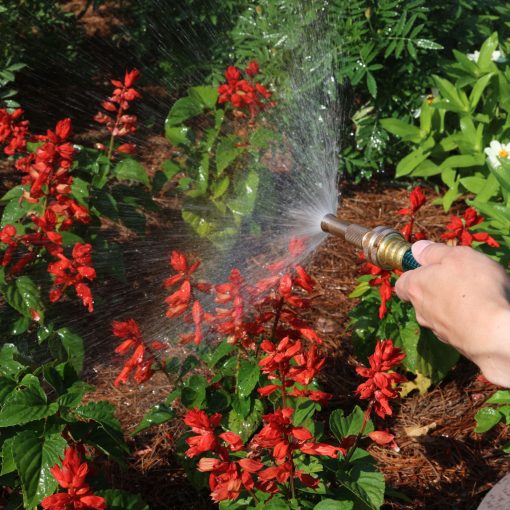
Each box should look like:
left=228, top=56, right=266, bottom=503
left=14, top=1, right=347, bottom=368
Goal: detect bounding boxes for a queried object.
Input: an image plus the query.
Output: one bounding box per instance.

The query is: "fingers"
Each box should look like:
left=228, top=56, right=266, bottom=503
left=411, top=240, right=452, bottom=265
left=394, top=270, right=413, bottom=302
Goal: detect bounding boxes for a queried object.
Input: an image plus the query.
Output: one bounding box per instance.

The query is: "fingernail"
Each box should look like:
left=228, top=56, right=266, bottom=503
left=412, top=240, right=433, bottom=261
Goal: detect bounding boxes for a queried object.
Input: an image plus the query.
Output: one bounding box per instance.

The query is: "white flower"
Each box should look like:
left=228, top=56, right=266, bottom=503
left=484, top=140, right=510, bottom=168
left=467, top=50, right=480, bottom=62
left=467, top=49, right=506, bottom=64
left=492, top=50, right=507, bottom=63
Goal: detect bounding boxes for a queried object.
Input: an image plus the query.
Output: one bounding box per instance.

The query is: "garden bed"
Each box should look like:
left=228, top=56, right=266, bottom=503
left=83, top=181, right=510, bottom=509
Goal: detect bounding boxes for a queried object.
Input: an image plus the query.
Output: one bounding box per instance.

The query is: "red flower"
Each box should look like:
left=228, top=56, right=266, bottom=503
left=48, top=243, right=95, bottom=312
left=245, top=61, right=259, bottom=77
left=398, top=186, right=427, bottom=242
left=398, top=186, right=426, bottom=216
left=217, top=63, right=273, bottom=120
left=355, top=339, right=406, bottom=418
left=95, top=69, right=141, bottom=156
left=360, top=262, right=393, bottom=319
left=441, top=207, right=499, bottom=247
left=41, top=447, right=106, bottom=510
left=112, top=318, right=155, bottom=386
left=368, top=430, right=400, bottom=451
left=184, top=409, right=222, bottom=458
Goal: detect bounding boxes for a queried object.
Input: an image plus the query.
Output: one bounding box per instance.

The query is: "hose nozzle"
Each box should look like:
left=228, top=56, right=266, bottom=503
left=321, top=214, right=419, bottom=271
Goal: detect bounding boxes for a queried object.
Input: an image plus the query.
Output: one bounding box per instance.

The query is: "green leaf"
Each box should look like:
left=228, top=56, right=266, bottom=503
left=165, top=126, right=191, bottom=146
left=478, top=33, right=498, bottom=71
left=433, top=75, right=468, bottom=112
left=0, top=379, right=58, bottom=427
left=228, top=399, right=263, bottom=442
left=396, top=319, right=420, bottom=372
left=469, top=73, right=494, bottom=110
left=0, top=377, right=18, bottom=405
left=227, top=170, right=259, bottom=218
left=189, top=86, right=218, bottom=109
left=186, top=154, right=209, bottom=197
left=0, top=344, right=25, bottom=379
left=474, top=407, right=503, bottom=433
left=179, top=355, right=200, bottom=379
left=205, top=341, right=235, bottom=368
left=182, top=209, right=215, bottom=237
left=412, top=160, right=441, bottom=177
left=349, top=281, right=371, bottom=298
left=486, top=390, right=510, bottom=405
left=415, top=39, right=443, bottom=50
left=366, top=72, right=377, bottom=98
left=70, top=177, right=90, bottom=205
left=237, top=360, right=260, bottom=398
left=57, top=381, right=94, bottom=409
left=211, top=175, right=230, bottom=199
left=1, top=196, right=37, bottom=227
left=134, top=403, right=175, bottom=434
left=216, top=136, right=245, bottom=175
left=264, top=497, right=290, bottom=510
left=113, top=158, right=149, bottom=187
left=96, top=489, right=150, bottom=510
left=56, top=328, right=84, bottom=374
left=181, top=375, right=207, bottom=408
left=166, top=96, right=203, bottom=126
left=75, top=401, right=128, bottom=459
left=0, top=435, right=16, bottom=475
left=395, top=147, right=431, bottom=177
left=4, top=276, right=44, bottom=320
left=0, top=184, right=25, bottom=202
left=330, top=406, right=373, bottom=441
left=293, top=399, right=317, bottom=427
left=314, top=500, right=354, bottom=510
left=206, top=388, right=231, bottom=413
left=13, top=430, right=67, bottom=509
left=415, top=329, right=459, bottom=383
left=380, top=118, right=421, bottom=142
left=338, top=450, right=385, bottom=510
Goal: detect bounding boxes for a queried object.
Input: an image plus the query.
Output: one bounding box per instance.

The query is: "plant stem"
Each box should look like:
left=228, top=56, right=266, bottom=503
left=344, top=401, right=374, bottom=464
left=271, top=297, right=284, bottom=340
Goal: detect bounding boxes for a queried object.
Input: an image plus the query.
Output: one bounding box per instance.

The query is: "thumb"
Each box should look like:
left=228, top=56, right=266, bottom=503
left=412, top=240, right=451, bottom=266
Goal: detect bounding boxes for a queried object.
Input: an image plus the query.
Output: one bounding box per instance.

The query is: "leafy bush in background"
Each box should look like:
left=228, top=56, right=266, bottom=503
left=160, top=62, right=275, bottom=245
left=226, top=0, right=510, bottom=181
left=381, top=33, right=510, bottom=257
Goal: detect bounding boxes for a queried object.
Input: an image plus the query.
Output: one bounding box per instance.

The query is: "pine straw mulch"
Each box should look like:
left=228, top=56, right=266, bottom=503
left=84, top=181, right=510, bottom=510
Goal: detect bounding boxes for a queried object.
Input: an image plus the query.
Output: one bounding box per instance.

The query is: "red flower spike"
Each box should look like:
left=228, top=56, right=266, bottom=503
left=217, top=63, right=274, bottom=120
left=355, top=339, right=407, bottom=418
left=41, top=447, right=106, bottom=510
left=441, top=207, right=500, bottom=248
left=398, top=186, right=426, bottom=216
left=112, top=318, right=155, bottom=387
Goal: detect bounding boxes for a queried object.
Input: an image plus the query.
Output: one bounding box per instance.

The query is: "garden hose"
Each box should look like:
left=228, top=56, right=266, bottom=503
left=320, top=214, right=420, bottom=271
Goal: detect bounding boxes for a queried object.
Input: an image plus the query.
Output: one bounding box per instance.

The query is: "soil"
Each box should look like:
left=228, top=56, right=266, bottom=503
left=2, top=2, right=510, bottom=509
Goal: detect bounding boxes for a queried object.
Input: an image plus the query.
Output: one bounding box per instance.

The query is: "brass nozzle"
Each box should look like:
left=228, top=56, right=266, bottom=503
left=321, top=214, right=412, bottom=271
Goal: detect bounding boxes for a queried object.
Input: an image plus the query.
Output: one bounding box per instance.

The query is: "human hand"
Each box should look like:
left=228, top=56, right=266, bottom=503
left=395, top=240, right=510, bottom=387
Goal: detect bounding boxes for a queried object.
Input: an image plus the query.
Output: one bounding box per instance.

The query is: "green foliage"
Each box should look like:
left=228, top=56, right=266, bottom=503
left=0, top=334, right=129, bottom=507
left=474, top=390, right=510, bottom=453
left=0, top=58, right=25, bottom=109
left=381, top=34, right=510, bottom=209
left=348, top=278, right=459, bottom=384
left=162, top=85, right=270, bottom=244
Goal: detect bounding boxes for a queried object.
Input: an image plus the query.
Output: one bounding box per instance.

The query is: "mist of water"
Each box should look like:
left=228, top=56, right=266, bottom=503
left=10, top=1, right=345, bottom=368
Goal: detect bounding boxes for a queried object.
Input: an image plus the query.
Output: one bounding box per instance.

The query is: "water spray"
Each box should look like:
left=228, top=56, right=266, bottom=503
left=320, top=214, right=420, bottom=271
